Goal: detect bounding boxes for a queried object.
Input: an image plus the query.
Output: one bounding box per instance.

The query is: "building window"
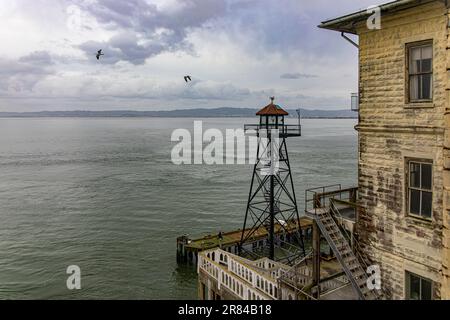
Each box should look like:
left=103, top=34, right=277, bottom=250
left=407, top=160, right=432, bottom=219
left=407, top=41, right=433, bottom=102
left=406, top=272, right=432, bottom=300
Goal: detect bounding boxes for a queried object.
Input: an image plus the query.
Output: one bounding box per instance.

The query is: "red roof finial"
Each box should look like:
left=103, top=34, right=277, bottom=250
left=270, top=96, right=275, bottom=104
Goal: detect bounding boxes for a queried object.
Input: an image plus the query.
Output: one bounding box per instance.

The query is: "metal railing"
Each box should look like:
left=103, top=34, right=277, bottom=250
left=244, top=124, right=301, bottom=137
left=329, top=199, right=388, bottom=299
left=305, top=185, right=358, bottom=214
left=319, top=274, right=350, bottom=297
left=278, top=251, right=317, bottom=300
left=330, top=199, right=369, bottom=267
left=305, top=184, right=344, bottom=214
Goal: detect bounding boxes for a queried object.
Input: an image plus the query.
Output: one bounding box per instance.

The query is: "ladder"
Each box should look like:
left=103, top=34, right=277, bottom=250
left=262, top=177, right=280, bottom=231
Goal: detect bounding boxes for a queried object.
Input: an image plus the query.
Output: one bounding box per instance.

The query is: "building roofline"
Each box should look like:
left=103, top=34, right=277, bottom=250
left=318, top=0, right=437, bottom=34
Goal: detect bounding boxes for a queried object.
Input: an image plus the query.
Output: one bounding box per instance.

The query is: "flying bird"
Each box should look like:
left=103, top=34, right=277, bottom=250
left=96, top=49, right=104, bottom=60
left=184, top=75, right=192, bottom=83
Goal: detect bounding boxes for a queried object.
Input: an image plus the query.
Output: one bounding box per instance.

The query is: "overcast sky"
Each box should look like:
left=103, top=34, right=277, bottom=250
left=0, top=0, right=387, bottom=112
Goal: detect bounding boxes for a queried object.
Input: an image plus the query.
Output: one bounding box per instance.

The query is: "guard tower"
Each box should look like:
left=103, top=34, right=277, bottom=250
left=239, top=97, right=305, bottom=263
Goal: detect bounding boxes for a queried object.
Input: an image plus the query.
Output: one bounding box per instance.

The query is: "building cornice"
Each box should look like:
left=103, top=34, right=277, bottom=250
left=355, top=124, right=445, bottom=135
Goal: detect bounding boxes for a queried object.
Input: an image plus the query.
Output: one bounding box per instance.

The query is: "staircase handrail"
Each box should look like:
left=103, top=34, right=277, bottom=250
left=329, top=198, right=388, bottom=299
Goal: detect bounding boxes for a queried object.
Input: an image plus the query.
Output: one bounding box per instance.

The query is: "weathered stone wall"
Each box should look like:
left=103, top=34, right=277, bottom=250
left=356, top=1, right=448, bottom=299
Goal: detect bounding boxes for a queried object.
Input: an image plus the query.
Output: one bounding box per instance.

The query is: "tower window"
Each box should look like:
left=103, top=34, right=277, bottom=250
left=268, top=116, right=277, bottom=125
left=407, top=160, right=432, bottom=219
left=407, top=41, right=433, bottom=102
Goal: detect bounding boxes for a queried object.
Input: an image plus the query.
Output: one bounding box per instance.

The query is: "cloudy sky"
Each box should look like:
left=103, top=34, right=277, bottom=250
left=0, top=0, right=386, bottom=112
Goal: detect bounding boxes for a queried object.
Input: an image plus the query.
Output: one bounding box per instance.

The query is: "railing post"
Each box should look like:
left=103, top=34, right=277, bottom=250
left=218, top=269, right=222, bottom=290
left=312, top=221, right=321, bottom=299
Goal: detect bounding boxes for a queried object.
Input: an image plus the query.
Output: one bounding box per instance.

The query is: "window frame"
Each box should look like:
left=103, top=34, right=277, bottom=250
left=405, top=158, right=433, bottom=220
left=260, top=116, right=267, bottom=125
left=406, top=40, right=433, bottom=104
left=405, top=271, right=433, bottom=300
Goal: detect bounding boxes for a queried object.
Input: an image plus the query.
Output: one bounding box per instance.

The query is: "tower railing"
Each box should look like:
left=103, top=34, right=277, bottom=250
left=244, top=124, right=301, bottom=137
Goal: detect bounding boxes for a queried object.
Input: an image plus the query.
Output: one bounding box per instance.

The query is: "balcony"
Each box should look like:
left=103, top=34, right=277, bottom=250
left=305, top=185, right=358, bottom=221
left=244, top=124, right=301, bottom=137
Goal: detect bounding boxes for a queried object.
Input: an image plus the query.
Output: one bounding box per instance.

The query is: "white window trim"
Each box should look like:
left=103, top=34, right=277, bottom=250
left=406, top=40, right=433, bottom=104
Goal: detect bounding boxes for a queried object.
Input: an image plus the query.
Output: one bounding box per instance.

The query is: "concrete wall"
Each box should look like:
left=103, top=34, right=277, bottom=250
left=355, top=1, right=449, bottom=299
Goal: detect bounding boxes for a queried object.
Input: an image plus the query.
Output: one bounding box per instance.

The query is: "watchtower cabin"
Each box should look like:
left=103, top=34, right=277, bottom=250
left=244, top=97, right=301, bottom=137
left=257, top=97, right=288, bottom=128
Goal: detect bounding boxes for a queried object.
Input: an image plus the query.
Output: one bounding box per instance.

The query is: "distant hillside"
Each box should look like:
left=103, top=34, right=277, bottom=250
left=0, top=107, right=357, bottom=119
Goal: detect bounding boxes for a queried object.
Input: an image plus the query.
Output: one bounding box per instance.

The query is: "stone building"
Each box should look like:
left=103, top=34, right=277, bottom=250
left=320, top=0, right=450, bottom=299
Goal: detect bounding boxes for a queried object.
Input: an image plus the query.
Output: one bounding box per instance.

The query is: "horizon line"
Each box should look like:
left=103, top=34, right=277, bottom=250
left=0, top=106, right=351, bottom=114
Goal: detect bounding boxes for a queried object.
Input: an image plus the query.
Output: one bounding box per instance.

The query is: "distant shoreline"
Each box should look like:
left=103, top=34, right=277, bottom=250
left=0, top=107, right=357, bottom=119
left=0, top=115, right=357, bottom=119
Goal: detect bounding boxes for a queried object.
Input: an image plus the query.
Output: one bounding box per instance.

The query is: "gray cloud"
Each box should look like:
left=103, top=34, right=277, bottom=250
left=19, top=51, right=54, bottom=65
left=280, top=73, right=318, bottom=80
left=77, top=0, right=227, bottom=64
left=178, top=81, right=251, bottom=101
left=79, top=32, right=170, bottom=65
left=0, top=56, right=54, bottom=94
left=76, top=77, right=252, bottom=102
left=84, top=0, right=227, bottom=31
left=75, top=0, right=351, bottom=65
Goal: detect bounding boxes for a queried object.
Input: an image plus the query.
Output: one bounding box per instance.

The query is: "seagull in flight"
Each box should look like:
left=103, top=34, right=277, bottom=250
left=184, top=75, right=192, bottom=83
left=96, top=49, right=104, bottom=60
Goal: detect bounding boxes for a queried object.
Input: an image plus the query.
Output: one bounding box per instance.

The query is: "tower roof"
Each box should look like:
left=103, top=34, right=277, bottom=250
left=256, top=97, right=289, bottom=116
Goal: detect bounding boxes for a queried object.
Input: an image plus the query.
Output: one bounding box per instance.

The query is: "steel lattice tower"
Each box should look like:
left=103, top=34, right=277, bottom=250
left=239, top=98, right=305, bottom=263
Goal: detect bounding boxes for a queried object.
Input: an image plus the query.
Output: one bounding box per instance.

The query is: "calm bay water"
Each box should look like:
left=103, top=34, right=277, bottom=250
left=0, top=117, right=357, bottom=299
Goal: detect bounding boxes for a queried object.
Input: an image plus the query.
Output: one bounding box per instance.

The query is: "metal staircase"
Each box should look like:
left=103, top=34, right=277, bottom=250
left=313, top=205, right=380, bottom=300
